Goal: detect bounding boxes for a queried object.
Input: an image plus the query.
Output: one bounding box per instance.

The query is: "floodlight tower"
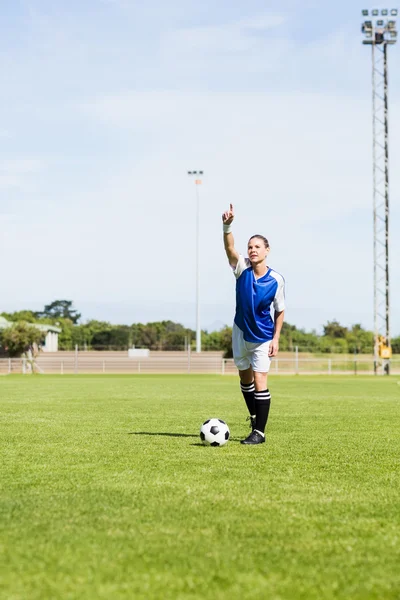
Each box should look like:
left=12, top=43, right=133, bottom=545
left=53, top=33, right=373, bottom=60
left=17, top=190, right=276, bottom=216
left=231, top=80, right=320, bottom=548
left=361, top=9, right=397, bottom=375
left=187, top=170, right=204, bottom=353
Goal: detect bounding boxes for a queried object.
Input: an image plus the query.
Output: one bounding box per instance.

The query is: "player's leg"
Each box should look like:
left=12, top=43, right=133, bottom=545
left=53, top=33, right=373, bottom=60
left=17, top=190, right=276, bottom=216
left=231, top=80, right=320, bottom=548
left=232, top=324, right=256, bottom=426
left=238, top=367, right=256, bottom=429
left=253, top=371, right=271, bottom=435
left=240, top=342, right=271, bottom=445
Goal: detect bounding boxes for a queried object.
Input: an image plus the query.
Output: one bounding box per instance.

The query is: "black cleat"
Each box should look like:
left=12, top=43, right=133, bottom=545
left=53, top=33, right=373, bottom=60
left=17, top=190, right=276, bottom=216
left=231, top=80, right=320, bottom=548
left=240, top=430, right=265, bottom=445
left=247, top=416, right=256, bottom=431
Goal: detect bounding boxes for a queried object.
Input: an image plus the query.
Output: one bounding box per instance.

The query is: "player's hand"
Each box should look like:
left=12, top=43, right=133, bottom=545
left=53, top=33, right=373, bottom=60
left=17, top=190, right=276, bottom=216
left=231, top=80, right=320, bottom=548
left=222, top=203, right=234, bottom=225
left=269, top=338, right=279, bottom=357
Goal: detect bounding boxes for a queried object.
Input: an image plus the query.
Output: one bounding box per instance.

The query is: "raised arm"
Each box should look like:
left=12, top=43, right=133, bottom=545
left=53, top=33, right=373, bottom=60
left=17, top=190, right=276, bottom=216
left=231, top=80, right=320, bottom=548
left=222, top=203, right=239, bottom=268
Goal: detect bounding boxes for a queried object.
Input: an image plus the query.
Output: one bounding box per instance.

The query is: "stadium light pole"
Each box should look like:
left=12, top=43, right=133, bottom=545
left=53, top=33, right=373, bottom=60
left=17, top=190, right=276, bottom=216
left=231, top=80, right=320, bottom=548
left=187, top=170, right=204, bottom=353
left=361, top=9, right=397, bottom=375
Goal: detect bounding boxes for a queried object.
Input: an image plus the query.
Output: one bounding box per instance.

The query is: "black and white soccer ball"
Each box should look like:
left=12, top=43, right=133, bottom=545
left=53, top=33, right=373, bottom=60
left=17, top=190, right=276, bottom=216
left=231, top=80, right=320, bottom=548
left=200, top=418, right=230, bottom=447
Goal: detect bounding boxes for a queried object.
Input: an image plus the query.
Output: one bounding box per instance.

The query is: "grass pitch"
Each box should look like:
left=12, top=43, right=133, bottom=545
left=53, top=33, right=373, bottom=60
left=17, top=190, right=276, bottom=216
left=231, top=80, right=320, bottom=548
left=1, top=375, right=400, bottom=600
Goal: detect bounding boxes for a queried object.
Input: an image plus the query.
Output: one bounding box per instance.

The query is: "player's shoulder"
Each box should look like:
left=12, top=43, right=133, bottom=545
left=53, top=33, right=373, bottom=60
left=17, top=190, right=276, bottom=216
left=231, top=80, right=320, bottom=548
left=243, top=256, right=252, bottom=270
left=238, top=254, right=251, bottom=268
left=234, top=255, right=252, bottom=273
left=269, top=268, right=285, bottom=285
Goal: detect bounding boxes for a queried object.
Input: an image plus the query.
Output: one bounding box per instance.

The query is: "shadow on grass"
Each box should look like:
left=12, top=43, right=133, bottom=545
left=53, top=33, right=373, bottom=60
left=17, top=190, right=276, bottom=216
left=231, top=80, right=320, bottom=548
left=128, top=432, right=198, bottom=438
left=190, top=440, right=241, bottom=446
left=128, top=432, right=242, bottom=444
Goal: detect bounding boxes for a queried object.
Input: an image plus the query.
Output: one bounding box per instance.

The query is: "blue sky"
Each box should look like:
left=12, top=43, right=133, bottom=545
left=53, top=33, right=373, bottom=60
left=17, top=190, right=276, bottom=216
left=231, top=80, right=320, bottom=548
left=1, top=0, right=399, bottom=334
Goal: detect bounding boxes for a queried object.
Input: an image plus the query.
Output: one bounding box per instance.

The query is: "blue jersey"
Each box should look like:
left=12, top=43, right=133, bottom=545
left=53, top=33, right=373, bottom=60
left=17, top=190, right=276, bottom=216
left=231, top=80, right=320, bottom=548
left=233, top=255, right=285, bottom=343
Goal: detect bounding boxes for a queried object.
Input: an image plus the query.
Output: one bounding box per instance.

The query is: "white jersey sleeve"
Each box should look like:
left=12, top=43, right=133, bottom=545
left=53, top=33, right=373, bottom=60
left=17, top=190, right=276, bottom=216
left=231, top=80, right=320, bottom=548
left=233, top=255, right=251, bottom=279
left=271, top=272, right=285, bottom=312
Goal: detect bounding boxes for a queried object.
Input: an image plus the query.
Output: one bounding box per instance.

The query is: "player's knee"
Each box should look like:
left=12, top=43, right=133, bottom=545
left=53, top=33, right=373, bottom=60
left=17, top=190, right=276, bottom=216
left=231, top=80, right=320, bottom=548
left=238, top=367, right=253, bottom=384
left=254, top=371, right=268, bottom=390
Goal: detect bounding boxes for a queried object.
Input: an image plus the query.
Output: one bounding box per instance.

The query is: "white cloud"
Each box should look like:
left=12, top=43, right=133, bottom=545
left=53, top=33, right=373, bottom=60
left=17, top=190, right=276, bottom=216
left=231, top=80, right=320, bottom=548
left=240, top=15, right=287, bottom=30
left=83, top=89, right=379, bottom=225
left=0, top=159, right=44, bottom=189
left=159, top=14, right=294, bottom=81
left=165, top=13, right=287, bottom=54
left=0, top=159, right=43, bottom=173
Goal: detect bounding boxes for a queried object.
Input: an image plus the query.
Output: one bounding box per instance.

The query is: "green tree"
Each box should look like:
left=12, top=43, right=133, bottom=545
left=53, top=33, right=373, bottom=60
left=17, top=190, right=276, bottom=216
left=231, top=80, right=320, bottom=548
left=56, top=318, right=75, bottom=350
left=345, top=324, right=374, bottom=354
left=0, top=322, right=44, bottom=358
left=131, top=323, right=162, bottom=350
left=391, top=336, right=400, bottom=354
left=319, top=336, right=349, bottom=354
left=163, top=331, right=188, bottom=350
left=202, top=326, right=233, bottom=357
left=158, top=321, right=189, bottom=350
left=1, top=310, right=38, bottom=323
left=323, top=320, right=348, bottom=339
left=279, top=322, right=321, bottom=352
left=91, top=325, right=131, bottom=350
left=77, top=321, right=113, bottom=350
left=36, top=300, right=81, bottom=324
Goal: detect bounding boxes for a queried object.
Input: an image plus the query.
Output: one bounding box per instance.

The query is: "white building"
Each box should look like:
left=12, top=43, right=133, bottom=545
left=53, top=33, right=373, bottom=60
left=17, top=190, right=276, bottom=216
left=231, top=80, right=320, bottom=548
left=0, top=316, right=61, bottom=353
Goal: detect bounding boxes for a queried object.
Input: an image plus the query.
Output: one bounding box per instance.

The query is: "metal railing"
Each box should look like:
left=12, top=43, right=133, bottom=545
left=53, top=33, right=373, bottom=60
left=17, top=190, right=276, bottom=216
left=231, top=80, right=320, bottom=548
left=1, top=353, right=400, bottom=375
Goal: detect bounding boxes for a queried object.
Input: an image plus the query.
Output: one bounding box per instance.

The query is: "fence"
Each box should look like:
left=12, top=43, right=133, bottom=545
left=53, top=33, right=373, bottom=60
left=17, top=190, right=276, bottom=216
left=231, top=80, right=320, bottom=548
left=1, top=351, right=400, bottom=375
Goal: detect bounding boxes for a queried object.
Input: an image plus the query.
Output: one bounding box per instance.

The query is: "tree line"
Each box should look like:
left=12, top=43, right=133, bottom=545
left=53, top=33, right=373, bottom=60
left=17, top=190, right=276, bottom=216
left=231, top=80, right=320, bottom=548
left=1, top=300, right=400, bottom=357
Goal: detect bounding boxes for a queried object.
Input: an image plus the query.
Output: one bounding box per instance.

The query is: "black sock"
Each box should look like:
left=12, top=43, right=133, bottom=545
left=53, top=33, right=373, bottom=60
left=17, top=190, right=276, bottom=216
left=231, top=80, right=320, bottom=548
left=240, top=380, right=255, bottom=416
left=255, top=389, right=271, bottom=434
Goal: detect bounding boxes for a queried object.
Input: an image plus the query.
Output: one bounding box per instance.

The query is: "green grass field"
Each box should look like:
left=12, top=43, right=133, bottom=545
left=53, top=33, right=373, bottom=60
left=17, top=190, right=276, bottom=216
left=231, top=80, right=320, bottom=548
left=1, top=375, right=400, bottom=600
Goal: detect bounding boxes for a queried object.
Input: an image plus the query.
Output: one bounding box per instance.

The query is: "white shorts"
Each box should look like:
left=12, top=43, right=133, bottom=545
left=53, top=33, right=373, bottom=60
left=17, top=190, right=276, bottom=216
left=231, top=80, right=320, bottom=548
left=232, top=323, right=272, bottom=373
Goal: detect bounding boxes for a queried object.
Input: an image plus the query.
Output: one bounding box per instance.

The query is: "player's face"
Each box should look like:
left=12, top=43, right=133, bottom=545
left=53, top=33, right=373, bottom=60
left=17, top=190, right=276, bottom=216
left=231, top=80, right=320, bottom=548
left=247, top=239, right=269, bottom=264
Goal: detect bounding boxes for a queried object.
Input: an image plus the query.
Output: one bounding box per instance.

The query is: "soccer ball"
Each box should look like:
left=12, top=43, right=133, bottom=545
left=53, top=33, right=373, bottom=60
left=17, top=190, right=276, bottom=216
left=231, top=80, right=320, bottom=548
left=200, top=418, right=230, bottom=447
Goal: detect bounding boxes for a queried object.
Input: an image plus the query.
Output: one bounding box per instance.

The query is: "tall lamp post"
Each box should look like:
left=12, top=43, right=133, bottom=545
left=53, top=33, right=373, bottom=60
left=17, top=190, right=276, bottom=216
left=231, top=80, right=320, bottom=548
left=361, top=9, right=397, bottom=375
left=187, top=170, right=204, bottom=353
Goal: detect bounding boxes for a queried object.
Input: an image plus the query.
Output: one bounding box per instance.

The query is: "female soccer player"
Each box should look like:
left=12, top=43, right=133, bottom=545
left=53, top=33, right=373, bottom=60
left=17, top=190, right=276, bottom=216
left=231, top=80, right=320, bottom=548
left=222, top=203, right=285, bottom=445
